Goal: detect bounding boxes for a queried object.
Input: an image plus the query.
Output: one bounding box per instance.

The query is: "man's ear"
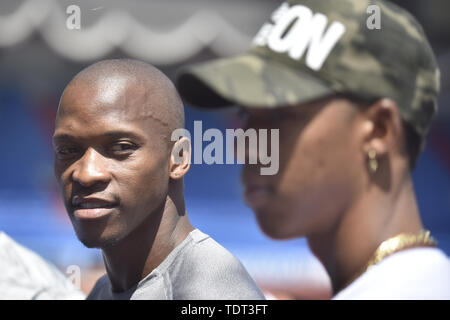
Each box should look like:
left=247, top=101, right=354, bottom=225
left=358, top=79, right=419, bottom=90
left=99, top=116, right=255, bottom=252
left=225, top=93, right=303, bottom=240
left=360, top=98, right=403, bottom=157
left=169, top=137, right=191, bottom=180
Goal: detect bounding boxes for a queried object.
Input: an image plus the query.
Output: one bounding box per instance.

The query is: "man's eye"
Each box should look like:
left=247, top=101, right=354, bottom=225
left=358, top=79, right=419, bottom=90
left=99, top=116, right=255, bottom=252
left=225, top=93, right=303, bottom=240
left=56, top=146, right=79, bottom=156
left=110, top=143, right=137, bottom=153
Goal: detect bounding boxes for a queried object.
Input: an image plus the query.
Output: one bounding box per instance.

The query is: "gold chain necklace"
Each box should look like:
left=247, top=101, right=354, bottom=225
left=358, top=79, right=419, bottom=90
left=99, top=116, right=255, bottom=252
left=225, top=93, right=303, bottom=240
left=343, top=230, right=437, bottom=290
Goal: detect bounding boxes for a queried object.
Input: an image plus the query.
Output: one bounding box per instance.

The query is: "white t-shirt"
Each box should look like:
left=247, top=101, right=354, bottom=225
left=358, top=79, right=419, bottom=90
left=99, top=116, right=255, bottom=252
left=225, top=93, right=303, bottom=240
left=333, top=247, right=450, bottom=299
left=0, top=232, right=85, bottom=300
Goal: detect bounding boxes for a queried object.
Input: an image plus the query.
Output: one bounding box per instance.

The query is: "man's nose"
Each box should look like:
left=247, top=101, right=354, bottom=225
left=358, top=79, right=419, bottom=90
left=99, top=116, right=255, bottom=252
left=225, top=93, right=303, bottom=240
left=72, top=148, right=110, bottom=187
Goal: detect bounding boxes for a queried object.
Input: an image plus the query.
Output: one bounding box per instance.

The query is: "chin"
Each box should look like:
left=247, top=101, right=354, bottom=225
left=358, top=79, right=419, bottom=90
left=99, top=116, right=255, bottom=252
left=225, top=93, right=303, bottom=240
left=253, top=207, right=303, bottom=240
left=74, top=228, right=123, bottom=249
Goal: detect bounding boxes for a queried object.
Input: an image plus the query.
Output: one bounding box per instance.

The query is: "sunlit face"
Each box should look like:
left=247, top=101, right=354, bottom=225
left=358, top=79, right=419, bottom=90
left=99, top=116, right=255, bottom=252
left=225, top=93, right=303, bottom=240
left=53, top=78, right=171, bottom=248
left=240, top=96, right=364, bottom=240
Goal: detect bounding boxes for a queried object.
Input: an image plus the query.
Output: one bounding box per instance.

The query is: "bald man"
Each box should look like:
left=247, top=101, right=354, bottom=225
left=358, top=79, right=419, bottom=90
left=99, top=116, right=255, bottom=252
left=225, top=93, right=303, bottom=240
left=52, top=59, right=264, bottom=300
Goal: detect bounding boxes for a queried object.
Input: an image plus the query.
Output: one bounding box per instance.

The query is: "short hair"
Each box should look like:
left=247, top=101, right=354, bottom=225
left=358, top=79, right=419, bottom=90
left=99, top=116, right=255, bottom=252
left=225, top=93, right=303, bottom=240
left=402, top=120, right=423, bottom=171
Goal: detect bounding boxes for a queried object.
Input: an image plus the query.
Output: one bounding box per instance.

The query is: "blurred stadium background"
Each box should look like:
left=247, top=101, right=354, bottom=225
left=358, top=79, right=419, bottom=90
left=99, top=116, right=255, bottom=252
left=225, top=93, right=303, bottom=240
left=0, top=0, right=449, bottom=299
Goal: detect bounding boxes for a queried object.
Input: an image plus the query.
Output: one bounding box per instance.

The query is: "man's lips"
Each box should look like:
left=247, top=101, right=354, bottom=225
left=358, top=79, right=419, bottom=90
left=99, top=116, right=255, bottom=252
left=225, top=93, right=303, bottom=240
left=71, top=196, right=118, bottom=220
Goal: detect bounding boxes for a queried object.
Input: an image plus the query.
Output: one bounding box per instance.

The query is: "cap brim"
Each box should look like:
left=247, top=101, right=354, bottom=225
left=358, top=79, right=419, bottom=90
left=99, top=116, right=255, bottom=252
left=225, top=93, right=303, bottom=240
left=176, top=52, right=334, bottom=109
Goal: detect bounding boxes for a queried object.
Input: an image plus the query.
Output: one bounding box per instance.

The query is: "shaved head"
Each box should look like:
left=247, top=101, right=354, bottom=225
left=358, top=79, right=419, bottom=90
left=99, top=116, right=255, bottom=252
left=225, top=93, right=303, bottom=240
left=58, top=59, right=185, bottom=141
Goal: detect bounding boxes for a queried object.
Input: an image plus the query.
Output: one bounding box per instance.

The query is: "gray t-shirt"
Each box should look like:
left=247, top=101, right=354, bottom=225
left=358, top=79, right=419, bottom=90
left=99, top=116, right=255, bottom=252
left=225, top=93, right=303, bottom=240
left=87, top=229, right=265, bottom=300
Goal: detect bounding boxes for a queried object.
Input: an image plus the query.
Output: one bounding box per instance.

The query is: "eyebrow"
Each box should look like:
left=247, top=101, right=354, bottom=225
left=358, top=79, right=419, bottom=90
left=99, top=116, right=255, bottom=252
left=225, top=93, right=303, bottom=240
left=52, top=130, right=146, bottom=143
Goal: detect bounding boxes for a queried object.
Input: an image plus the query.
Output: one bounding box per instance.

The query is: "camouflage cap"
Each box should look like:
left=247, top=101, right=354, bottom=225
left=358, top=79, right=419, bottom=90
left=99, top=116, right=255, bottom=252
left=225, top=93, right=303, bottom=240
left=177, top=0, right=440, bottom=137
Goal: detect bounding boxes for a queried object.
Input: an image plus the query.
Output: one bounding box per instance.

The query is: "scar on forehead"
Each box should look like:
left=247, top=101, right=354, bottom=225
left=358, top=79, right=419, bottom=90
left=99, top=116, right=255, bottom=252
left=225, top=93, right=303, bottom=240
left=96, top=75, right=129, bottom=105
left=129, top=108, right=171, bottom=129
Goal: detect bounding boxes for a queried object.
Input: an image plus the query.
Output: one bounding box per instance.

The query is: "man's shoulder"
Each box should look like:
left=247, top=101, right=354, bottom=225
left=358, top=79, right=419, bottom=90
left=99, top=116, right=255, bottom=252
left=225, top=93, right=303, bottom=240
left=334, top=248, right=450, bottom=299
left=0, top=232, right=85, bottom=299
left=178, top=229, right=246, bottom=271
left=375, top=247, right=450, bottom=280
left=165, top=229, right=265, bottom=300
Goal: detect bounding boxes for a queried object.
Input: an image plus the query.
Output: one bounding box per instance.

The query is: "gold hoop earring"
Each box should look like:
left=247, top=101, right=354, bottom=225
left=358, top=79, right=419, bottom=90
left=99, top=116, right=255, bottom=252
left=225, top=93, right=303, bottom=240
left=368, top=150, right=378, bottom=173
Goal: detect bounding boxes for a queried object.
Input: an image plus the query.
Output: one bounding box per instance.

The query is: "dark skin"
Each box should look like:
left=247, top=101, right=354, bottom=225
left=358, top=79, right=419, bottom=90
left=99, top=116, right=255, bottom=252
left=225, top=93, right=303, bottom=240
left=239, top=95, right=423, bottom=294
left=53, top=70, right=193, bottom=292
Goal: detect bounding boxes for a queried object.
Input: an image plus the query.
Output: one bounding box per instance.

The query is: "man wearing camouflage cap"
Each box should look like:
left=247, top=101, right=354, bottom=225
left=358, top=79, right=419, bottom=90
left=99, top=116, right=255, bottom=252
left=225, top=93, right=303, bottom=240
left=176, top=0, right=450, bottom=299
